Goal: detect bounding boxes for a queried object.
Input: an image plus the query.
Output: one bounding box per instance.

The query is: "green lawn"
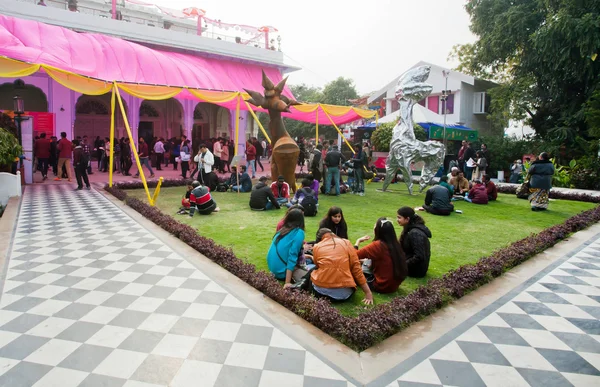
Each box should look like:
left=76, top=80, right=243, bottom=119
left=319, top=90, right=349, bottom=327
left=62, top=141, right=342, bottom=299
left=126, top=182, right=596, bottom=316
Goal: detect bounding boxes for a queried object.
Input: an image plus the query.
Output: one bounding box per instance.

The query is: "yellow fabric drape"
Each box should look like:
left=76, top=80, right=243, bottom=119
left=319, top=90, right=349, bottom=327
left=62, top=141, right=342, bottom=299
left=189, top=89, right=242, bottom=104
left=234, top=93, right=240, bottom=156
left=315, top=109, right=319, bottom=144
left=118, top=84, right=182, bottom=100
left=244, top=100, right=271, bottom=144
left=323, top=109, right=355, bottom=154
left=0, top=57, right=40, bottom=77
left=292, top=104, right=320, bottom=113
left=44, top=66, right=112, bottom=95
left=109, top=87, right=116, bottom=186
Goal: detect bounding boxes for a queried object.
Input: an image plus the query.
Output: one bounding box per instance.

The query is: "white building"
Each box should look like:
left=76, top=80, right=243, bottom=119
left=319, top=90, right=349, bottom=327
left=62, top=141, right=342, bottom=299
left=368, top=61, right=497, bottom=134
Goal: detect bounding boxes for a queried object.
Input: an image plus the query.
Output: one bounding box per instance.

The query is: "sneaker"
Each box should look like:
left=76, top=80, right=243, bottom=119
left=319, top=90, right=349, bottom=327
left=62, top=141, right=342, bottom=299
left=74, top=187, right=83, bottom=191
left=359, top=192, right=365, bottom=196
left=86, top=186, right=91, bottom=190
left=150, top=174, right=155, bottom=178
left=54, top=177, right=61, bottom=181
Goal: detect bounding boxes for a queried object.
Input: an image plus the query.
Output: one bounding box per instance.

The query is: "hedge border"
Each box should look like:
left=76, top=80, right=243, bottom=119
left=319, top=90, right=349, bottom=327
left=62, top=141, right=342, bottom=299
left=105, top=183, right=600, bottom=351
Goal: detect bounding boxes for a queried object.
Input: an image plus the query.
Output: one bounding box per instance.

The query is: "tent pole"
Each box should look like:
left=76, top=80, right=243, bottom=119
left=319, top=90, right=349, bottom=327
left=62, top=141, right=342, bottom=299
left=323, top=109, right=355, bottom=155
left=108, top=86, right=115, bottom=186
left=234, top=93, right=240, bottom=156
left=114, top=83, right=153, bottom=204
left=315, top=107, right=319, bottom=145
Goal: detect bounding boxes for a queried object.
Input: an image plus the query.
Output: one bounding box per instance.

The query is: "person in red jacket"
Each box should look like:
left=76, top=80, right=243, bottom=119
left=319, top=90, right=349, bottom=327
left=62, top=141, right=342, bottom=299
left=54, top=132, right=73, bottom=181
left=465, top=180, right=489, bottom=204
left=483, top=174, right=498, bottom=201
left=245, top=140, right=257, bottom=179
left=354, top=217, right=408, bottom=293
left=34, top=132, right=52, bottom=180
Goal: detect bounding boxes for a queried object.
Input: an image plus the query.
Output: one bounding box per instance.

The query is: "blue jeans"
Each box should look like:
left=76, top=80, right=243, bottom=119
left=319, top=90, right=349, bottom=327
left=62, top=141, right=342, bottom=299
left=246, top=160, right=256, bottom=177
left=137, top=157, right=154, bottom=176
left=325, top=167, right=340, bottom=195
left=353, top=168, right=364, bottom=193
left=232, top=185, right=249, bottom=192
left=465, top=166, right=473, bottom=180
left=276, top=198, right=292, bottom=208
left=265, top=201, right=277, bottom=210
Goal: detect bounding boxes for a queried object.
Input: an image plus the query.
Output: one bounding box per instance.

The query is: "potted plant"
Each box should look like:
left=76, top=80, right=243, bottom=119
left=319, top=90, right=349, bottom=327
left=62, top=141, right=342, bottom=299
left=0, top=113, right=22, bottom=174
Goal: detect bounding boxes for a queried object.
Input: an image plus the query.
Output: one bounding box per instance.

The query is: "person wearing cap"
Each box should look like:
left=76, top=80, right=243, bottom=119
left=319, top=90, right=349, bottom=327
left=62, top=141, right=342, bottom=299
left=189, top=181, right=220, bottom=216
left=324, top=145, right=345, bottom=196
left=270, top=175, right=292, bottom=208
left=250, top=176, right=281, bottom=210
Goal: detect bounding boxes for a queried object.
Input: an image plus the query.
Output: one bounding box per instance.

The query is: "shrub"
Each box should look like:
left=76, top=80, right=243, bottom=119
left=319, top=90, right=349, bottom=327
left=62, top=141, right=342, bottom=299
left=0, top=126, right=22, bottom=171
left=105, top=183, right=600, bottom=351
left=370, top=122, right=395, bottom=152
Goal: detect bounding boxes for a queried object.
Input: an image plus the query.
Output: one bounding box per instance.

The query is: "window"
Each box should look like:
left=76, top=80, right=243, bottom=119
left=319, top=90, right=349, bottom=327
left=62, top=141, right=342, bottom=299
left=427, top=96, right=439, bottom=114
left=442, top=94, right=454, bottom=114
left=473, top=92, right=489, bottom=114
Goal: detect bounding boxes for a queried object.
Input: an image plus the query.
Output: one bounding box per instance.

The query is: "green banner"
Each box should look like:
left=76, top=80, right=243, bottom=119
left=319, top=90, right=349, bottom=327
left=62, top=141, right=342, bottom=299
left=429, top=125, right=478, bottom=141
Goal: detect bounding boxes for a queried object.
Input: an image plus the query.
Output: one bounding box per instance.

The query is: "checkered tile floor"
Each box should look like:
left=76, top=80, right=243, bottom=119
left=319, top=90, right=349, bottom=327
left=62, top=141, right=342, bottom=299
left=0, top=185, right=353, bottom=387
left=393, top=237, right=600, bottom=387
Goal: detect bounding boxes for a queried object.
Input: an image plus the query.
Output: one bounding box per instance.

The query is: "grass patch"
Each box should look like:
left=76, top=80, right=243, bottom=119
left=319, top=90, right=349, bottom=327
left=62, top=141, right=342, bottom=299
left=126, top=181, right=596, bottom=316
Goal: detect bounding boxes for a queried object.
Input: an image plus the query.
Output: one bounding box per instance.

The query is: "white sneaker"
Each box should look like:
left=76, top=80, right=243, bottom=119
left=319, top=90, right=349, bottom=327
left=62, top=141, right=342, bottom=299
left=359, top=192, right=365, bottom=196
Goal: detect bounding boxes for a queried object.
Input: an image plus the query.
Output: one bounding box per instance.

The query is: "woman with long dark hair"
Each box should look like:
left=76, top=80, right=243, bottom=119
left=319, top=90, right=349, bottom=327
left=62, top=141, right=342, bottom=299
left=267, top=209, right=306, bottom=288
left=396, top=207, right=432, bottom=278
left=354, top=217, right=407, bottom=293
left=317, top=206, right=348, bottom=240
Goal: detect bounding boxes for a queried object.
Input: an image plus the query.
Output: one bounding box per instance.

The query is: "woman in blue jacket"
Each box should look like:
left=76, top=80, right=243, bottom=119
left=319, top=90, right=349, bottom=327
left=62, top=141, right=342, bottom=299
left=267, top=209, right=306, bottom=288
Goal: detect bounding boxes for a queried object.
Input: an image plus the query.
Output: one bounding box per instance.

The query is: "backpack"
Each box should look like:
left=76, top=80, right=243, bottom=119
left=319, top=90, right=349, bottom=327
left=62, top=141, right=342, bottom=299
left=301, top=190, right=318, bottom=217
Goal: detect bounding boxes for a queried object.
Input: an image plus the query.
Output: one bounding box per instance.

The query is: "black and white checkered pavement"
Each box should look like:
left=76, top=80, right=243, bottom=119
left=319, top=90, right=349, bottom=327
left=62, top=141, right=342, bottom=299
left=391, top=237, right=600, bottom=387
left=0, top=185, right=352, bottom=387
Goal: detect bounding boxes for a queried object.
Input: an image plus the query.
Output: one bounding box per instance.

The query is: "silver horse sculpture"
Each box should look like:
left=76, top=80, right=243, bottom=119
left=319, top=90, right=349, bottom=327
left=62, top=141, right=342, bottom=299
left=381, top=65, right=445, bottom=194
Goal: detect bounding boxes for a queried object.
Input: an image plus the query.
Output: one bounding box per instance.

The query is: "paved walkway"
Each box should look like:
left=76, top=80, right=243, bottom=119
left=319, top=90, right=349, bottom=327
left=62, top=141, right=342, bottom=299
left=387, top=233, right=600, bottom=387
left=0, top=185, right=351, bottom=387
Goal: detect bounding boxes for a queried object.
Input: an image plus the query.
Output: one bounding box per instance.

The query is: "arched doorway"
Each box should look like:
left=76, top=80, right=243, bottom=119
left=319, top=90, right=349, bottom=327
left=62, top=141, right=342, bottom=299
left=138, top=98, right=183, bottom=145
left=74, top=93, right=128, bottom=141
left=192, top=102, right=230, bottom=154
left=0, top=80, right=48, bottom=112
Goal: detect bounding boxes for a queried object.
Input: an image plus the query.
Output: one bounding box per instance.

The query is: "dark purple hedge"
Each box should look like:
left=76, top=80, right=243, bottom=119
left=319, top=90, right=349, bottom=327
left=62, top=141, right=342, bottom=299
left=105, top=184, right=600, bottom=351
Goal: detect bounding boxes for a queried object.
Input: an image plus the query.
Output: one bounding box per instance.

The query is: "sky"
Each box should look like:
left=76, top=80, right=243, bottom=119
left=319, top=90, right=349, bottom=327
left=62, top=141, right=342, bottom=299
left=154, top=0, right=476, bottom=95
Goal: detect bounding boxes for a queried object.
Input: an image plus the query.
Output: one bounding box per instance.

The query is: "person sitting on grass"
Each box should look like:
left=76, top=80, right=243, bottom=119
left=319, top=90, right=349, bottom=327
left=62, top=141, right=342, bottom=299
left=354, top=218, right=408, bottom=294
left=397, top=207, right=431, bottom=278
left=450, top=170, right=470, bottom=196
left=267, top=208, right=306, bottom=287
left=177, top=183, right=194, bottom=215
left=276, top=204, right=305, bottom=231
left=292, top=179, right=317, bottom=206
left=250, top=176, right=281, bottom=211
left=483, top=174, right=497, bottom=201
left=465, top=179, right=489, bottom=205
left=439, top=175, right=454, bottom=196
left=189, top=181, right=220, bottom=216
left=307, top=173, right=319, bottom=201
left=423, top=182, right=454, bottom=216
left=270, top=175, right=293, bottom=208
left=318, top=206, right=348, bottom=240
left=230, top=165, right=252, bottom=192
left=309, top=228, right=373, bottom=304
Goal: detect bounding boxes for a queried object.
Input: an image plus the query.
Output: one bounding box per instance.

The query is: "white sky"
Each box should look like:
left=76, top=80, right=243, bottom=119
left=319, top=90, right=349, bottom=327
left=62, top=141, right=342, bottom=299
left=154, top=0, right=476, bottom=95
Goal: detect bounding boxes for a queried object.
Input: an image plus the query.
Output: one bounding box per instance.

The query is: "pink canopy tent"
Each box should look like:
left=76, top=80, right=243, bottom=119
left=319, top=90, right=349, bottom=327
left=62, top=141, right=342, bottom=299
left=0, top=15, right=374, bottom=125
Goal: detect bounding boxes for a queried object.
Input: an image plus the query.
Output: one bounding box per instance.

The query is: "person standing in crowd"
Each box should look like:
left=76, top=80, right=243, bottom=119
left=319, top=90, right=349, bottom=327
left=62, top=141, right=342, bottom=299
left=463, top=141, right=476, bottom=180
left=310, top=144, right=323, bottom=182
left=351, top=143, right=368, bottom=196
left=134, top=137, right=155, bottom=178
left=171, top=138, right=180, bottom=171
left=54, top=132, right=73, bottom=182
left=94, top=136, right=104, bottom=171
left=473, top=150, right=487, bottom=181
left=188, top=181, right=220, bottom=216
left=310, top=228, right=373, bottom=304
left=121, top=138, right=132, bottom=176
left=510, top=159, right=524, bottom=183
left=221, top=139, right=230, bottom=173
left=324, top=145, right=345, bottom=196
left=267, top=208, right=306, bottom=286
left=252, top=137, right=265, bottom=172
left=153, top=138, right=165, bottom=171
left=457, top=140, right=468, bottom=172
left=82, top=136, right=93, bottom=175
left=180, top=139, right=191, bottom=179
left=423, top=182, right=454, bottom=215
left=480, top=143, right=491, bottom=169
left=50, top=136, right=59, bottom=177
left=193, top=143, right=214, bottom=186
left=355, top=218, right=407, bottom=294
left=297, top=137, right=307, bottom=173
left=245, top=139, right=257, bottom=178
left=527, top=152, right=555, bottom=211
left=397, top=207, right=432, bottom=278
left=163, top=137, right=171, bottom=168
left=213, top=137, right=223, bottom=174
left=72, top=139, right=91, bottom=190
left=250, top=176, right=280, bottom=210
left=34, top=132, right=51, bottom=181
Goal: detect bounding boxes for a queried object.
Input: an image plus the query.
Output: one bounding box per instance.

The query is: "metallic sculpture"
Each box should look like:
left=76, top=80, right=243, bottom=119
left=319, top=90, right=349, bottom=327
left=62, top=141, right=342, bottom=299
left=245, top=71, right=300, bottom=192
left=382, top=65, right=445, bottom=194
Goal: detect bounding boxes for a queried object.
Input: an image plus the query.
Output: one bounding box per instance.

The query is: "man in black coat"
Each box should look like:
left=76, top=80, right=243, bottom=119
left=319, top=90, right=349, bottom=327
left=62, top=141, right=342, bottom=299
left=249, top=176, right=281, bottom=210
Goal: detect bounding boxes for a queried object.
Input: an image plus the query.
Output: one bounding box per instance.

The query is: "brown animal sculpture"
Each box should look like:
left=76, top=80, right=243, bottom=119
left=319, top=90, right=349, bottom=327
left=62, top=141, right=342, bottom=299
left=245, top=71, right=300, bottom=192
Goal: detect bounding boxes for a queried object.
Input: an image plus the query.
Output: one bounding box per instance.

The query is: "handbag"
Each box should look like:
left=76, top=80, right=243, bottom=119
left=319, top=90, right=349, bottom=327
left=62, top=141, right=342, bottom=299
left=516, top=181, right=530, bottom=199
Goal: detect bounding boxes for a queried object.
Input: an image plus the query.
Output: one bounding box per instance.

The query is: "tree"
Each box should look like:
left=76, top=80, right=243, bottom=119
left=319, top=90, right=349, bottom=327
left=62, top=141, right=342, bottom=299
left=321, top=77, right=359, bottom=106
left=451, top=0, right=600, bottom=160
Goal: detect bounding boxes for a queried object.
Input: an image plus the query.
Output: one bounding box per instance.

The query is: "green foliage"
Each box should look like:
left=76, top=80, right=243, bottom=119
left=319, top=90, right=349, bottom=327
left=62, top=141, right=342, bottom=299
left=321, top=77, right=359, bottom=106
left=570, top=155, right=600, bottom=190
left=370, top=122, right=395, bottom=152
left=585, top=89, right=600, bottom=138
left=0, top=127, right=22, bottom=169
left=551, top=158, right=576, bottom=188
left=414, top=123, right=428, bottom=142
left=452, top=0, right=600, bottom=157
left=473, top=135, right=542, bottom=172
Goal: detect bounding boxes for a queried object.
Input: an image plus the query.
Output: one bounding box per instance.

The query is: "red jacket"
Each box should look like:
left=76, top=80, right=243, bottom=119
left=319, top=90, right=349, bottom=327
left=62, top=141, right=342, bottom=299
left=357, top=240, right=405, bottom=293
left=57, top=138, right=72, bottom=159
left=468, top=183, right=489, bottom=204
left=486, top=181, right=498, bottom=200
left=34, top=138, right=51, bottom=158
left=139, top=142, right=149, bottom=158
left=270, top=181, right=290, bottom=199
left=246, top=144, right=256, bottom=161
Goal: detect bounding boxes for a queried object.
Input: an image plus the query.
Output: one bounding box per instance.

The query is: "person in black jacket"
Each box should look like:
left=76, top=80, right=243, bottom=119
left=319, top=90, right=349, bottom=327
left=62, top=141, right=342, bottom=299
left=310, top=144, right=323, bottom=182
left=463, top=142, right=476, bottom=180
left=397, top=206, right=432, bottom=278
left=527, top=152, right=555, bottom=211
left=423, top=184, right=454, bottom=216
left=324, top=145, right=346, bottom=196
left=249, top=176, right=281, bottom=210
